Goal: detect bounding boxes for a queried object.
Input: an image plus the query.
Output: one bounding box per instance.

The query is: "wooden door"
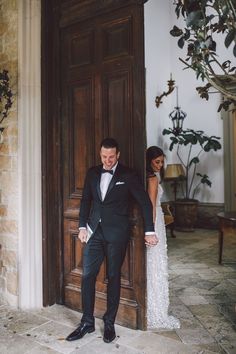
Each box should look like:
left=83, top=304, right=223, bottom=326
left=42, top=0, right=147, bottom=329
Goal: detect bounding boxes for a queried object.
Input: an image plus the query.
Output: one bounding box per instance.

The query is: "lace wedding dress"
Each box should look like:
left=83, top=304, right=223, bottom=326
left=146, top=176, right=180, bottom=329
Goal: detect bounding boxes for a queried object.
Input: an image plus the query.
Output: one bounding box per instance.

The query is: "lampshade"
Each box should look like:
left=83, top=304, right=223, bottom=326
left=164, top=164, right=185, bottom=180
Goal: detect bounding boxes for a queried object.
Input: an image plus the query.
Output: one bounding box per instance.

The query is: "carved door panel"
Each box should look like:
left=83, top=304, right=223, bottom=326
left=43, top=0, right=147, bottom=329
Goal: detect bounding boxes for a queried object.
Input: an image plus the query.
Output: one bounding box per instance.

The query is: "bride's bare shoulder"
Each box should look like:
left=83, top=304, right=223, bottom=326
left=147, top=173, right=158, bottom=186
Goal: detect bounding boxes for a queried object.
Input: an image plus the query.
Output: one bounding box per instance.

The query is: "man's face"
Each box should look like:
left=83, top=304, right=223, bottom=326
left=100, top=147, right=120, bottom=170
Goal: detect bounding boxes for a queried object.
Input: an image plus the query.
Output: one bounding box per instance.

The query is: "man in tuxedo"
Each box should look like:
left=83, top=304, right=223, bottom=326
left=66, top=138, right=157, bottom=343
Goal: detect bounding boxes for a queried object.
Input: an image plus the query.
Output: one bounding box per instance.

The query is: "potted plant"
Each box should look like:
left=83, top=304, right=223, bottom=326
left=163, top=126, right=222, bottom=230
left=170, top=0, right=236, bottom=112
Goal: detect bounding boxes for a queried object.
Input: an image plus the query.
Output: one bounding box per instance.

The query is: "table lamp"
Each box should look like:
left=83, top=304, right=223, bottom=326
left=164, top=164, right=185, bottom=201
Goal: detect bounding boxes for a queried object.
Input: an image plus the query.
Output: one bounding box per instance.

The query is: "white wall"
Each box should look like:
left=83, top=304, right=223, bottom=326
left=144, top=0, right=224, bottom=203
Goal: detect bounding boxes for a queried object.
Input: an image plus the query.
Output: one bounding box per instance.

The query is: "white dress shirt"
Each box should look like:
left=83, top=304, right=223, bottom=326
left=100, top=162, right=117, bottom=200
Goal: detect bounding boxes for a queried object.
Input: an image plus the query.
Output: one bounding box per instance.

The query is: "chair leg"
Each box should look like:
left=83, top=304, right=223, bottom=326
left=170, top=223, right=176, bottom=238
left=218, top=230, right=223, bottom=264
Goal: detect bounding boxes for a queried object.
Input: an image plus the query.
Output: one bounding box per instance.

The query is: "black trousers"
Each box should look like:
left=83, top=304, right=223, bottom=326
left=81, top=224, right=127, bottom=325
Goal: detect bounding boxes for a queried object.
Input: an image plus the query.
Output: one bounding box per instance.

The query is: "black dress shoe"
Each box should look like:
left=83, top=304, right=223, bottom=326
left=66, top=322, right=95, bottom=341
left=103, top=323, right=116, bottom=343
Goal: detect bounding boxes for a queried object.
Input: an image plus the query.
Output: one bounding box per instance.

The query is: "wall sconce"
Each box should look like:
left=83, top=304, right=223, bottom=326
left=164, top=163, right=185, bottom=201
left=155, top=74, right=175, bottom=108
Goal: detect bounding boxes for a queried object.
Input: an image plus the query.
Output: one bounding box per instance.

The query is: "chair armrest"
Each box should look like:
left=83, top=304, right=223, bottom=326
left=161, top=202, right=174, bottom=226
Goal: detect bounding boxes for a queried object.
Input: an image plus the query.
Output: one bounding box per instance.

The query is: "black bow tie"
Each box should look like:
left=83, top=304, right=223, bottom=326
left=101, top=168, right=113, bottom=175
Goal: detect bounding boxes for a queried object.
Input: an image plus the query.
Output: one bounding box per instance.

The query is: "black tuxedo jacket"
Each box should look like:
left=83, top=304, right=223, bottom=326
left=79, top=163, right=154, bottom=243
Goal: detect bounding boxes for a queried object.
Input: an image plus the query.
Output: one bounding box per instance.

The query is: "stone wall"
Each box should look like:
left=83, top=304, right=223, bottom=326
left=0, top=0, right=18, bottom=306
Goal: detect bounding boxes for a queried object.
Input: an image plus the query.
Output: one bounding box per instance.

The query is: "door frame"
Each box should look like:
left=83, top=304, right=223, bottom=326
left=41, top=0, right=63, bottom=306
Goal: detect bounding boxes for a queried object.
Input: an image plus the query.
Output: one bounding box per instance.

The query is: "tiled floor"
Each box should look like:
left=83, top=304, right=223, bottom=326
left=0, top=229, right=236, bottom=354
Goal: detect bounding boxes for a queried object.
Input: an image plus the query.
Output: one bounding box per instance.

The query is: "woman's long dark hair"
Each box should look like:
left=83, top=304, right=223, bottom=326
left=146, top=146, right=165, bottom=181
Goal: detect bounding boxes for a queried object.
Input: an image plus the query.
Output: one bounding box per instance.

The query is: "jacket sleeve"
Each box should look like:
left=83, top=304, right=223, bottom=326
left=128, top=171, right=155, bottom=233
left=79, top=169, right=92, bottom=228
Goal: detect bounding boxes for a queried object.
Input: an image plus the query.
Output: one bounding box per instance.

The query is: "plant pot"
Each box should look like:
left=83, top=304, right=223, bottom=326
left=174, top=199, right=199, bottom=232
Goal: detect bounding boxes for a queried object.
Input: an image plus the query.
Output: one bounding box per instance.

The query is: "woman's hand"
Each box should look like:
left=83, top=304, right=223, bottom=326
left=145, top=233, right=159, bottom=247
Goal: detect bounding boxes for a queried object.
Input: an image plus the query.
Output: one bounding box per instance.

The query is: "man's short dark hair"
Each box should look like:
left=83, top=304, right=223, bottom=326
left=100, top=138, right=119, bottom=152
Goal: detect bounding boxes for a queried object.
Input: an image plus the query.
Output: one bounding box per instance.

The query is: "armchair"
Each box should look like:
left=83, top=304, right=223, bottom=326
left=161, top=202, right=175, bottom=238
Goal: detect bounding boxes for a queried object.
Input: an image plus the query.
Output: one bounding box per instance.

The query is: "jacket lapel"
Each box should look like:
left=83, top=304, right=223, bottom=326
left=105, top=163, right=121, bottom=198
left=96, top=166, right=103, bottom=201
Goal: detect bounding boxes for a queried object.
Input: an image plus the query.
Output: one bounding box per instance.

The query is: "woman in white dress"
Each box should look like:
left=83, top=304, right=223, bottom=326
left=146, top=146, right=180, bottom=329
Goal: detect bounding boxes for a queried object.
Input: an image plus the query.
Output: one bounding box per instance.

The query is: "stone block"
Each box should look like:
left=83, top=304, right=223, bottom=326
left=0, top=276, right=6, bottom=290
left=0, top=143, right=10, bottom=154
left=0, top=22, right=8, bottom=36
left=5, top=124, right=18, bottom=137
left=0, top=220, right=18, bottom=234
left=0, top=205, right=7, bottom=217
left=0, top=172, right=18, bottom=195
left=6, top=271, right=18, bottom=295
left=11, top=156, right=17, bottom=171
left=2, top=249, right=17, bottom=269
left=5, top=59, right=17, bottom=75
left=9, top=136, right=17, bottom=154
left=6, top=0, right=17, bottom=12
left=0, top=235, right=18, bottom=250
left=0, top=156, right=11, bottom=170
left=4, top=204, right=18, bottom=219
left=0, top=52, right=8, bottom=62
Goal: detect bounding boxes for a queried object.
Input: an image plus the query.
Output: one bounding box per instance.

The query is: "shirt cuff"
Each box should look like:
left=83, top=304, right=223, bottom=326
left=145, top=231, right=155, bottom=235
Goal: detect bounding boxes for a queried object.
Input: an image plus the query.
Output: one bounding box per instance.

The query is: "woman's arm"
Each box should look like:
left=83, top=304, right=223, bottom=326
left=147, top=175, right=158, bottom=223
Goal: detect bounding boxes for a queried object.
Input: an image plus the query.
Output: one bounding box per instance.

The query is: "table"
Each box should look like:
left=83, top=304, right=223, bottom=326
left=217, top=211, right=236, bottom=264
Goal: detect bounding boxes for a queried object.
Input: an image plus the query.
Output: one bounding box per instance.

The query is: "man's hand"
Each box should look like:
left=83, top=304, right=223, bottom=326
left=78, top=229, right=88, bottom=243
left=145, top=233, right=158, bottom=247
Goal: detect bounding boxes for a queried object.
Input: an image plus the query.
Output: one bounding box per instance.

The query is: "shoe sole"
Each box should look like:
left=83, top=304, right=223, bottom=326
left=87, top=328, right=95, bottom=334
left=103, top=334, right=116, bottom=343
